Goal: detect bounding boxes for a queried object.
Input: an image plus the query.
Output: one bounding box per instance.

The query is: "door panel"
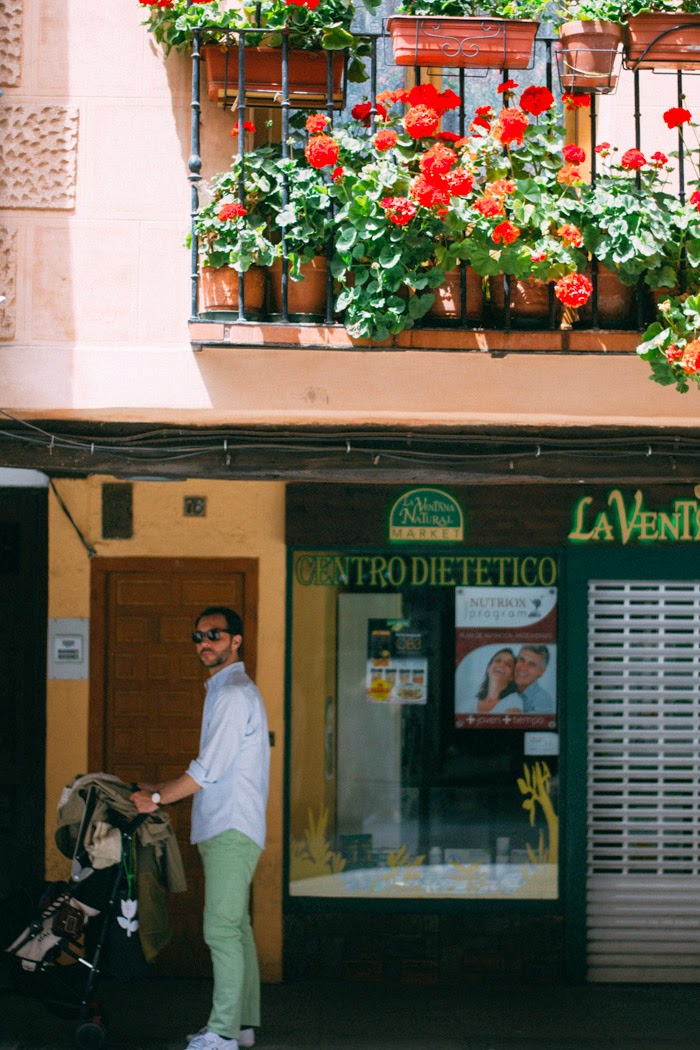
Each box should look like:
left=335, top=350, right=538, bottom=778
left=90, top=557, right=258, bottom=977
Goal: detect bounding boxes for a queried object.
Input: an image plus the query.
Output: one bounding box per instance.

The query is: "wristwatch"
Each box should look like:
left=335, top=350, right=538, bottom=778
left=151, top=791, right=161, bottom=805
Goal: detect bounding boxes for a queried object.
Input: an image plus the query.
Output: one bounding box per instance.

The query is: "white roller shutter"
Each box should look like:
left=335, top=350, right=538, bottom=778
left=587, top=580, right=700, bottom=982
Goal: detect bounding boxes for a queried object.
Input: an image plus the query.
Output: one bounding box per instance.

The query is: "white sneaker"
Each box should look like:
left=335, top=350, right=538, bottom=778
left=186, top=1031, right=238, bottom=1050
left=186, top=1027, right=254, bottom=1047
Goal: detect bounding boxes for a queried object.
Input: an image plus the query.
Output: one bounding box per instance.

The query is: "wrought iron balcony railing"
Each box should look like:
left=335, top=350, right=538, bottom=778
left=187, top=24, right=694, bottom=346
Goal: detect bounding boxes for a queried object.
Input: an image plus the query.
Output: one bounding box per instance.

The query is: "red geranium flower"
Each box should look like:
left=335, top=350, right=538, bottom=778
left=231, top=121, right=256, bottom=137
left=434, top=89, right=461, bottom=115
left=404, top=105, right=440, bottom=139
left=493, top=107, right=529, bottom=147
left=691, top=190, right=700, bottom=211
left=562, top=93, right=590, bottom=110
left=520, top=85, right=554, bottom=116
left=621, top=148, right=646, bottom=170
left=436, top=131, right=460, bottom=143
left=286, top=0, right=321, bottom=8
left=650, top=151, right=668, bottom=167
left=305, top=113, right=329, bottom=134
left=411, top=173, right=450, bottom=208
left=420, top=142, right=458, bottom=178
left=470, top=116, right=492, bottom=134
left=530, top=252, right=547, bottom=262
left=558, top=165, right=583, bottom=186
left=408, top=84, right=460, bottom=116
left=374, top=128, right=398, bottom=151
left=218, top=202, right=246, bottom=221
left=663, top=106, right=692, bottom=129
left=473, top=196, right=505, bottom=217
left=485, top=178, right=515, bottom=199
left=666, top=345, right=683, bottom=362
left=331, top=166, right=344, bottom=183
left=492, top=220, right=520, bottom=245
left=557, top=223, right=583, bottom=248
left=498, top=79, right=519, bottom=94
left=377, top=88, right=410, bottom=106
left=681, top=339, right=700, bottom=373
left=554, top=272, right=593, bottom=308
left=594, top=142, right=611, bottom=156
left=562, top=143, right=585, bottom=165
left=351, top=100, right=388, bottom=126
left=380, top=196, right=417, bottom=226
left=305, top=134, right=340, bottom=169
left=446, top=167, right=474, bottom=197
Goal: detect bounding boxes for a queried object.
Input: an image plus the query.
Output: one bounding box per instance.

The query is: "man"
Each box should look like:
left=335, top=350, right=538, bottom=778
left=511, top=644, right=555, bottom=714
left=131, top=606, right=270, bottom=1050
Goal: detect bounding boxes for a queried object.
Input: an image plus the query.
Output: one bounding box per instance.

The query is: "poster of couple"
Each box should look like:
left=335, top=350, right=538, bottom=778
left=454, top=586, right=558, bottom=730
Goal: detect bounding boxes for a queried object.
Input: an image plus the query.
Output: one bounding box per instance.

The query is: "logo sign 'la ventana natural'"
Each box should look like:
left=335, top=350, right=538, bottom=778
left=389, top=488, right=464, bottom=543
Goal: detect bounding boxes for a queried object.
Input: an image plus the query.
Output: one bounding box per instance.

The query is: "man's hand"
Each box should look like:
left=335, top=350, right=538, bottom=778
left=130, top=772, right=201, bottom=813
left=130, top=789, right=159, bottom=814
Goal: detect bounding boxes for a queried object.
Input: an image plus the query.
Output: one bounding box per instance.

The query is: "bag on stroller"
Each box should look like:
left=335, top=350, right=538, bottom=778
left=4, top=773, right=186, bottom=1049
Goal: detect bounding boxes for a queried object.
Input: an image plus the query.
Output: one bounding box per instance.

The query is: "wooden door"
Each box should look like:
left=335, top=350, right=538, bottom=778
left=89, top=557, right=258, bottom=976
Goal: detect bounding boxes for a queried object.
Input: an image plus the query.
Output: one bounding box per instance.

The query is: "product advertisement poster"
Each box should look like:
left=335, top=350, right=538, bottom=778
left=366, top=619, right=428, bottom=704
left=454, top=587, right=557, bottom=730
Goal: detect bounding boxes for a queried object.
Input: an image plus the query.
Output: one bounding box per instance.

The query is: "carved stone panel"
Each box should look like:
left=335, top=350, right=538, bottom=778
left=0, top=226, right=18, bottom=340
left=0, top=0, right=22, bottom=86
left=0, top=106, right=79, bottom=209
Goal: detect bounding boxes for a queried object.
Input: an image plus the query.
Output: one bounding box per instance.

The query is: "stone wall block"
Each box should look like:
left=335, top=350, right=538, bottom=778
left=0, top=105, right=79, bottom=209
left=0, top=0, right=22, bottom=86
left=0, top=226, right=18, bottom=340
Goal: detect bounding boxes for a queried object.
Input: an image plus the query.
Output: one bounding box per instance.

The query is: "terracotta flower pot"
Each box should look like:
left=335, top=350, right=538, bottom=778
left=488, top=276, right=558, bottom=326
left=580, top=265, right=634, bottom=328
left=386, top=15, right=539, bottom=69
left=558, top=20, right=623, bottom=92
left=199, top=265, right=266, bottom=315
left=270, top=256, right=329, bottom=319
left=624, top=12, right=700, bottom=70
left=427, top=267, right=483, bottom=323
left=201, top=44, right=344, bottom=107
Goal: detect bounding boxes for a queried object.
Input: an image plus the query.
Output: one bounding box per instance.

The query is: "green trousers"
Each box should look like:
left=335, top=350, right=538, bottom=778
left=198, top=828, right=262, bottom=1038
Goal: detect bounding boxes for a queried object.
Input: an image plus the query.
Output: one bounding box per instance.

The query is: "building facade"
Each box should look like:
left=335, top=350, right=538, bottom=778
left=2, top=0, right=700, bottom=985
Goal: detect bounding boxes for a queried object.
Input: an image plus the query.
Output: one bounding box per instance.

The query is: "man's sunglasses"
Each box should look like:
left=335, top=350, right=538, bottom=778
left=191, top=628, right=233, bottom=644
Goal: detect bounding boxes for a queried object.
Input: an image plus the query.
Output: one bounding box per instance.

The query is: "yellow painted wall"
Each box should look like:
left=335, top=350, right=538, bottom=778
left=46, top=476, right=286, bottom=981
left=289, top=579, right=338, bottom=840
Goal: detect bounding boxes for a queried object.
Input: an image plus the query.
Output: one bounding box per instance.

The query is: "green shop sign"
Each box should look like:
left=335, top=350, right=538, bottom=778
left=295, top=554, right=557, bottom=589
left=389, top=488, right=464, bottom=543
left=569, top=489, right=700, bottom=544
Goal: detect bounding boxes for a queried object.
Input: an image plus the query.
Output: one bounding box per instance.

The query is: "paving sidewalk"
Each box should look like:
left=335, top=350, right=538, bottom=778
left=2, top=977, right=700, bottom=1050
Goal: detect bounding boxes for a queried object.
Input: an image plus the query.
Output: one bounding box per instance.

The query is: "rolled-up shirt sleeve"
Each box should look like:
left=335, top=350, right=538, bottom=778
left=187, top=688, right=248, bottom=787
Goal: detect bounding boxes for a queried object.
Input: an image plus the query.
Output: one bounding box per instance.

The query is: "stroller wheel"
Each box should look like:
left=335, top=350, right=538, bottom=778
left=75, top=1020, right=107, bottom=1049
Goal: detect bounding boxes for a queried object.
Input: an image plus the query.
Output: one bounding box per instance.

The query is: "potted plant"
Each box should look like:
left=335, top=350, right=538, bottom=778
left=138, top=0, right=375, bottom=103
left=192, top=176, right=280, bottom=315
left=553, top=0, right=624, bottom=93
left=386, top=0, right=548, bottom=70
left=454, top=82, right=590, bottom=325
left=578, top=131, right=693, bottom=328
left=636, top=291, right=700, bottom=392
left=622, top=0, right=700, bottom=69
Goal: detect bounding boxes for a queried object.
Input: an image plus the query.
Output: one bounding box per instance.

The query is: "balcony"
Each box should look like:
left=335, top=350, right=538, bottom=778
left=184, top=18, right=699, bottom=379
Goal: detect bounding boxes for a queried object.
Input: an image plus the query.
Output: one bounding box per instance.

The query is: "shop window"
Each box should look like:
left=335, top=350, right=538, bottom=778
left=288, top=549, right=560, bottom=901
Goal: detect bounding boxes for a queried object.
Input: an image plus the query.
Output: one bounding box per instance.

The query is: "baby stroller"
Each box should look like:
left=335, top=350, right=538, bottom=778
left=5, top=773, right=186, bottom=1049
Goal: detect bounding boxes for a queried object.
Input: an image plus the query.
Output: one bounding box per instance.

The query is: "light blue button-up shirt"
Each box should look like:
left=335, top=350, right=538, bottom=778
left=187, top=661, right=270, bottom=848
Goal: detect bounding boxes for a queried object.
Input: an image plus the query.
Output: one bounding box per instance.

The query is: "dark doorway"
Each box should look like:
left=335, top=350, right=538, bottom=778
left=0, top=487, right=48, bottom=908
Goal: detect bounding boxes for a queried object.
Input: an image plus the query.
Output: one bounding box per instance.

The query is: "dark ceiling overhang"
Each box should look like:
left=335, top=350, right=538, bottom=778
left=1, top=416, right=700, bottom=485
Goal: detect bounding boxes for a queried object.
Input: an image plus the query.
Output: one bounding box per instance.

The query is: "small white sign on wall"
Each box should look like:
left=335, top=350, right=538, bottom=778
left=48, top=618, right=89, bottom=680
